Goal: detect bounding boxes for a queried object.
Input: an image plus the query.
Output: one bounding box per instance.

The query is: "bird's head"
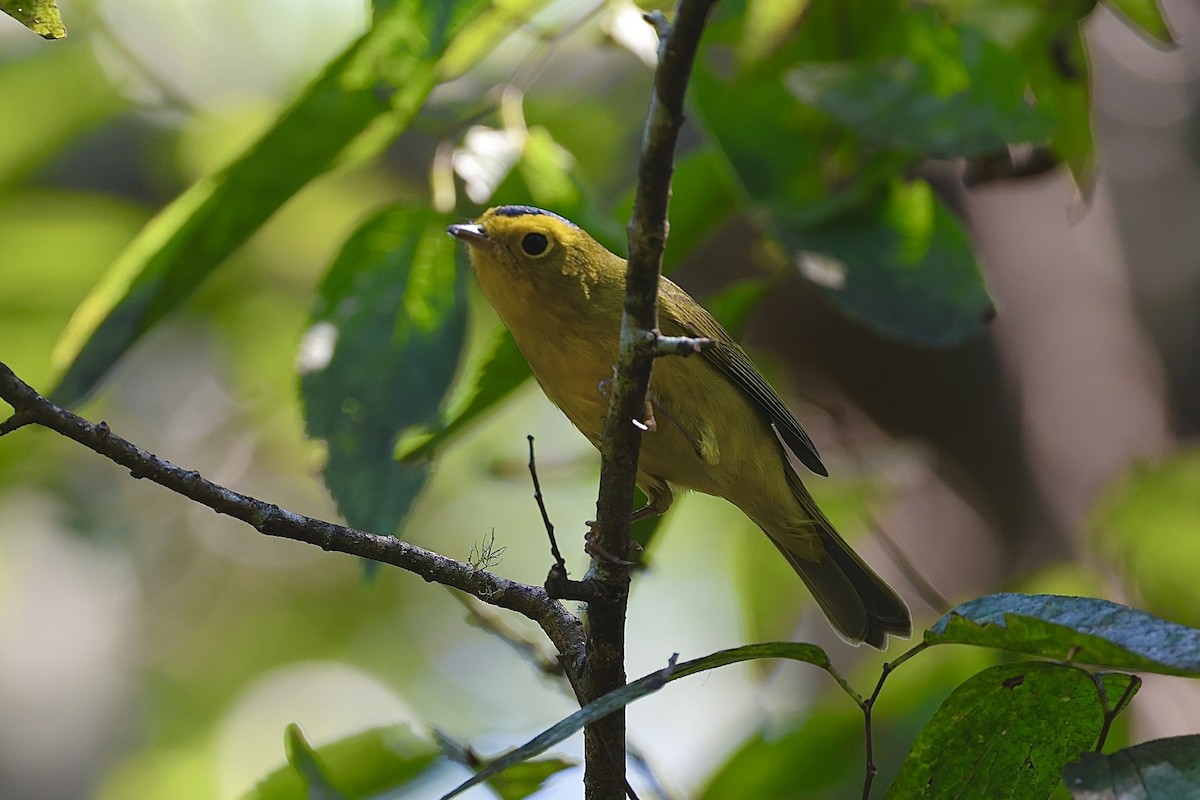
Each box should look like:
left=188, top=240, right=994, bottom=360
left=447, top=205, right=620, bottom=293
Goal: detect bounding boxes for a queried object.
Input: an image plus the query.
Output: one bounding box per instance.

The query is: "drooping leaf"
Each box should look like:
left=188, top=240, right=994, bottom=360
left=1063, top=734, right=1200, bottom=799
left=886, top=662, right=1133, bottom=799
left=439, top=642, right=836, bottom=799
left=927, top=593, right=1200, bottom=676
left=0, top=0, right=66, bottom=38
left=48, top=0, right=545, bottom=406
left=241, top=725, right=438, bottom=800
left=299, top=207, right=465, bottom=539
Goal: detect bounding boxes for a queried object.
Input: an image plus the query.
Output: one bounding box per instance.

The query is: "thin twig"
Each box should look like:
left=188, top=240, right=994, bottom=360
left=0, top=361, right=586, bottom=672
left=860, top=641, right=929, bottom=800
left=529, top=435, right=567, bottom=573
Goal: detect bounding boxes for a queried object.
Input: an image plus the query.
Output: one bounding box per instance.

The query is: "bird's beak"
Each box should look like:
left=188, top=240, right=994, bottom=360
left=447, top=223, right=492, bottom=248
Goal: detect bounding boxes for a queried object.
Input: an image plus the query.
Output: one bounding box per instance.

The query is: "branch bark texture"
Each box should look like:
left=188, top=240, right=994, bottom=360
left=583, top=1, right=718, bottom=797
left=0, top=361, right=586, bottom=668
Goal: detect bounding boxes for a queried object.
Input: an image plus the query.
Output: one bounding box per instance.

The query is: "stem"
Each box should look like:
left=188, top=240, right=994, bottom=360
left=581, top=1, right=717, bottom=797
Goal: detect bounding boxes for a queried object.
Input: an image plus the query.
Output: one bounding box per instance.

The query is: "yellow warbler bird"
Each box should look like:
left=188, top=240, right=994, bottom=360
left=449, top=205, right=911, bottom=649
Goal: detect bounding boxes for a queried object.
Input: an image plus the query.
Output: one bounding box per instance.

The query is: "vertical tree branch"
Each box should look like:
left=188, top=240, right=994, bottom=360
left=581, top=1, right=717, bottom=797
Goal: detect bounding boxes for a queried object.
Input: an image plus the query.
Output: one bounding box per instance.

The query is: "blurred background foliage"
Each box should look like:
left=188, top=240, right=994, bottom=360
left=2, top=0, right=1200, bottom=798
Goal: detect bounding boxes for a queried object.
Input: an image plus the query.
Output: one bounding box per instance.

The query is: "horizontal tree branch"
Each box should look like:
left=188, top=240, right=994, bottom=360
left=0, top=360, right=586, bottom=669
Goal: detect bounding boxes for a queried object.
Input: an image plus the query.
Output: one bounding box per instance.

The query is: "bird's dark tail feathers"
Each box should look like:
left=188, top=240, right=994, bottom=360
left=767, top=471, right=913, bottom=650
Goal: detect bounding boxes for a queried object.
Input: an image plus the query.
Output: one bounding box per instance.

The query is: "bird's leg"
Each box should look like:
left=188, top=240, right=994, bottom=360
left=584, top=486, right=671, bottom=563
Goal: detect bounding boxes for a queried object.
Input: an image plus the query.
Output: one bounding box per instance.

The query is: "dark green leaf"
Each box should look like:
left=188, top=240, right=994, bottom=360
left=0, top=0, right=65, bottom=38
left=242, top=725, right=438, bottom=800
left=928, top=593, right=1200, bottom=676
left=398, top=325, right=530, bottom=463
left=300, top=207, right=465, bottom=538
left=48, top=0, right=541, bottom=406
left=886, top=662, right=1124, bottom=799
left=1064, top=734, right=1200, bottom=799
left=439, top=642, right=836, bottom=799
left=786, top=26, right=1054, bottom=157
left=284, top=724, right=346, bottom=800
left=1103, top=0, right=1173, bottom=44
left=785, top=178, right=993, bottom=346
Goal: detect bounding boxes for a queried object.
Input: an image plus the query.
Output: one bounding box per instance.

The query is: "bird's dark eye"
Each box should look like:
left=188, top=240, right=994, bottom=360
left=521, top=232, right=549, bottom=256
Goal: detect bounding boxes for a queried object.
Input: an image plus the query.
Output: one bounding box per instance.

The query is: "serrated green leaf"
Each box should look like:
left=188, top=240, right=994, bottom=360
left=784, top=178, right=993, bottom=346
left=300, top=207, right=465, bottom=539
left=1093, top=448, right=1200, bottom=628
left=48, top=0, right=538, bottom=407
left=241, top=725, right=437, bottom=800
left=284, top=724, right=346, bottom=800
left=886, top=662, right=1126, bottom=799
left=1064, top=734, right=1200, bottom=799
left=439, top=642, right=835, bottom=799
left=928, top=593, right=1200, bottom=676
left=0, top=0, right=65, bottom=38
left=1103, top=0, right=1173, bottom=44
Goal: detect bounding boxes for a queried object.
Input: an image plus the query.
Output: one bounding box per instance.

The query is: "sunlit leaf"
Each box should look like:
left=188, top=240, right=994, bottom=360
left=0, top=0, right=66, bottom=38
left=49, top=0, right=540, bottom=406
left=928, top=593, right=1200, bottom=676
left=300, top=207, right=465, bottom=539
left=241, top=725, right=438, bottom=800
left=1064, top=734, right=1200, bottom=799
left=886, top=662, right=1131, bottom=799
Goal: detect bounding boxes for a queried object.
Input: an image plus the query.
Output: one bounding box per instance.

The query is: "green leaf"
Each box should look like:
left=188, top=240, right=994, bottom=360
left=299, top=207, right=466, bottom=539
left=0, top=0, right=65, bottom=38
left=1064, top=734, right=1200, bottom=799
left=438, top=642, right=837, bottom=799
left=398, top=326, right=530, bottom=463
left=928, top=593, right=1200, bottom=676
left=48, top=0, right=540, bottom=407
left=786, top=25, right=1054, bottom=157
left=886, top=662, right=1128, bottom=799
left=284, top=724, right=346, bottom=800
left=1093, top=448, right=1200, bottom=628
left=785, top=178, right=993, bottom=346
left=241, top=725, right=438, bottom=800
left=1103, top=0, right=1173, bottom=44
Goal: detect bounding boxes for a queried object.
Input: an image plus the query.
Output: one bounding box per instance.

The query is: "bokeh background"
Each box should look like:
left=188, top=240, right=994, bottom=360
left=3, top=0, right=1200, bottom=798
